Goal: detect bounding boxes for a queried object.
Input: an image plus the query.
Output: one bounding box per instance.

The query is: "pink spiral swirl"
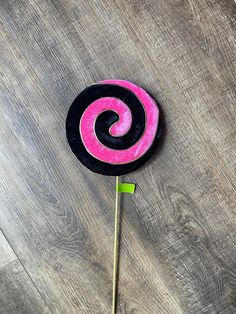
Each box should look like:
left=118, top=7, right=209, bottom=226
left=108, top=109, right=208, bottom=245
left=80, top=80, right=159, bottom=164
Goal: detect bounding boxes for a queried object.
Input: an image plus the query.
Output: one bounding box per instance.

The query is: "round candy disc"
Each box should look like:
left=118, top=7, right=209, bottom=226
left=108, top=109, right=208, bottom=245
left=66, top=80, right=160, bottom=176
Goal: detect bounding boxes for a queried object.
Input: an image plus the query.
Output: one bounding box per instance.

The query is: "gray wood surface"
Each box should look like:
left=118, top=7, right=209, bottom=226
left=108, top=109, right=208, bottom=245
left=0, top=230, right=17, bottom=270
left=0, top=0, right=235, bottom=313
left=0, top=260, right=50, bottom=314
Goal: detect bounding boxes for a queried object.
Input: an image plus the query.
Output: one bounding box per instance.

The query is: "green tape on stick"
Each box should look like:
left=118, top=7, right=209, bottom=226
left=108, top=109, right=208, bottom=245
left=117, top=183, right=136, bottom=193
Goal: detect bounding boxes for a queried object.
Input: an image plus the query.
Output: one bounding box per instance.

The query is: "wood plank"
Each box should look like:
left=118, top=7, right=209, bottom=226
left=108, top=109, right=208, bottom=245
left=0, top=260, right=50, bottom=314
left=0, top=0, right=236, bottom=313
left=0, top=230, right=17, bottom=270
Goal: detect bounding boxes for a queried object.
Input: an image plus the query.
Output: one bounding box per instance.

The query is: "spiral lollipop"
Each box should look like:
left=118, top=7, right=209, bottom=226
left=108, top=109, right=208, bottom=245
left=66, top=80, right=160, bottom=314
left=66, top=80, right=160, bottom=176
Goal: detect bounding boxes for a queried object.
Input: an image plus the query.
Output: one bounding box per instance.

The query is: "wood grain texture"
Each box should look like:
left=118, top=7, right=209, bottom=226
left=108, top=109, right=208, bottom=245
left=0, top=260, right=50, bottom=314
left=0, top=230, right=17, bottom=270
left=0, top=0, right=235, bottom=313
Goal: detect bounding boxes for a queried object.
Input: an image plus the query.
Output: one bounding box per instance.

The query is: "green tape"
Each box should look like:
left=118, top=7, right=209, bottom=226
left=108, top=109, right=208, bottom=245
left=117, top=183, right=136, bottom=193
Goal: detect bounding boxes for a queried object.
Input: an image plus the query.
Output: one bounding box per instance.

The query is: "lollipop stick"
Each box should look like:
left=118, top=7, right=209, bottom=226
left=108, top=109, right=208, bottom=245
left=112, top=178, right=136, bottom=313
left=112, top=176, right=120, bottom=314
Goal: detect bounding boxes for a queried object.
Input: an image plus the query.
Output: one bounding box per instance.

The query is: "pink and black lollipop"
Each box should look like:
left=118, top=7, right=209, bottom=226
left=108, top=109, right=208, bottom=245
left=66, top=80, right=160, bottom=175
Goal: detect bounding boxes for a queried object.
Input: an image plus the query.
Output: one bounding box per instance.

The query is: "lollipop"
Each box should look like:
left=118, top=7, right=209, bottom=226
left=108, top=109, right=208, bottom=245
left=66, top=80, right=160, bottom=176
left=66, top=80, right=160, bottom=313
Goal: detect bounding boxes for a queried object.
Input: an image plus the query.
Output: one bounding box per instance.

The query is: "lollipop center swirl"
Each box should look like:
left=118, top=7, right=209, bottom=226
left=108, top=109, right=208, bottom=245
left=80, top=80, right=159, bottom=164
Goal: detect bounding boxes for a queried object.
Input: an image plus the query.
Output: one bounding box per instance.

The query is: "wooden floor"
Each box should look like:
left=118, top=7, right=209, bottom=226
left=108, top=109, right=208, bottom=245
left=0, top=0, right=236, bottom=313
